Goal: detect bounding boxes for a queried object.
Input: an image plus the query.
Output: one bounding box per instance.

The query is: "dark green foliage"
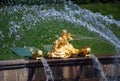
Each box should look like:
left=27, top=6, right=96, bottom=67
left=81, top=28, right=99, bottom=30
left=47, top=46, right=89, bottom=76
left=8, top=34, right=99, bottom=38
left=80, top=2, right=120, bottom=20
left=70, top=0, right=119, bottom=4
left=0, top=0, right=119, bottom=5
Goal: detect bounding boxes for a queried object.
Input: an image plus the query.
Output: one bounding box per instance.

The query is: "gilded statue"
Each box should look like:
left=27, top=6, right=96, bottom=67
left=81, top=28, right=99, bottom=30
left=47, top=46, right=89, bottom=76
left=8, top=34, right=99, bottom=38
left=79, top=46, right=91, bottom=57
left=47, top=30, right=79, bottom=58
left=30, top=48, right=43, bottom=60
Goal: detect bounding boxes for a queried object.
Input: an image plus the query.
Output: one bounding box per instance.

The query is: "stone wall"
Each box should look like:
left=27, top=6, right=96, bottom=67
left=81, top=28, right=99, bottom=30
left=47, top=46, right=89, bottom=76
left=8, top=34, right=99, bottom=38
left=0, top=56, right=120, bottom=81
left=0, top=64, right=120, bottom=81
left=0, top=68, right=28, bottom=81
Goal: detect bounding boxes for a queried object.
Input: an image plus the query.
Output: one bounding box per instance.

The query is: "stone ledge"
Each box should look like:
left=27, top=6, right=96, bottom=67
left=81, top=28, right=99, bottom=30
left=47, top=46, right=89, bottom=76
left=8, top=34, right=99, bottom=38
left=0, top=55, right=120, bottom=70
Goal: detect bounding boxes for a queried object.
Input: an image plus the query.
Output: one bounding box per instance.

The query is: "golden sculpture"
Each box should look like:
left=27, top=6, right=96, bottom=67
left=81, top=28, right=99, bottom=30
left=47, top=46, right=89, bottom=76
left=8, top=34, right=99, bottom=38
left=47, top=30, right=79, bottom=58
left=30, top=48, right=43, bottom=60
left=79, top=46, right=91, bottom=57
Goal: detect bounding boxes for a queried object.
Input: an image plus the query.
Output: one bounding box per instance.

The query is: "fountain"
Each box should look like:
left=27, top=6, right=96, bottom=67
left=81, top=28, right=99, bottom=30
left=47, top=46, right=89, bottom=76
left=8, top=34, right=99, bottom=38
left=45, top=29, right=108, bottom=80
left=0, top=0, right=120, bottom=81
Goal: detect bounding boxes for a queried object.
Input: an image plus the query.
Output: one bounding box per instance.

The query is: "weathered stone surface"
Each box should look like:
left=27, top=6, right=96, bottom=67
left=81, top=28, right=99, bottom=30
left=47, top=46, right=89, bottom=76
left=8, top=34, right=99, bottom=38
left=0, top=71, right=4, bottom=81
left=0, top=56, right=120, bottom=81
left=5, top=70, right=18, bottom=81
left=0, top=68, right=28, bottom=81
left=32, top=68, right=46, bottom=81
left=17, top=68, right=28, bottom=81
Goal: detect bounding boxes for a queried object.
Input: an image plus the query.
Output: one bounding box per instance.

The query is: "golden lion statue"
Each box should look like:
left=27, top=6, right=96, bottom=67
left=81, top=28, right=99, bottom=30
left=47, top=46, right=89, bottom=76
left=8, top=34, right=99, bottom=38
left=79, top=46, right=91, bottom=57
left=30, top=48, right=43, bottom=60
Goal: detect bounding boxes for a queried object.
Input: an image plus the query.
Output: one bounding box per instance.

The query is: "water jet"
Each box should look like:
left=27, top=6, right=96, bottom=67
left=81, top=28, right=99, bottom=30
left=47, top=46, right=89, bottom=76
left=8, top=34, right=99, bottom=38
left=0, top=0, right=120, bottom=81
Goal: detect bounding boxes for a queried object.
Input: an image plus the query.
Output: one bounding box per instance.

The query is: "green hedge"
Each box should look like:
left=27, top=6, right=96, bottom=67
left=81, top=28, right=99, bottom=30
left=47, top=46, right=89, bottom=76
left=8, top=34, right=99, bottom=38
left=71, top=0, right=97, bottom=4
left=0, top=0, right=119, bottom=5
left=0, top=0, right=58, bottom=5
left=71, top=0, right=119, bottom=4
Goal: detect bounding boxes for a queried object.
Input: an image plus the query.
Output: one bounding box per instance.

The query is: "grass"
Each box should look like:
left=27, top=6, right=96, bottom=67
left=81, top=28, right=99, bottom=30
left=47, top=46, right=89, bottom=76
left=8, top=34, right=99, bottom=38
left=0, top=2, right=120, bottom=60
left=80, top=2, right=120, bottom=20
left=80, top=2, right=120, bottom=40
left=0, top=19, right=116, bottom=60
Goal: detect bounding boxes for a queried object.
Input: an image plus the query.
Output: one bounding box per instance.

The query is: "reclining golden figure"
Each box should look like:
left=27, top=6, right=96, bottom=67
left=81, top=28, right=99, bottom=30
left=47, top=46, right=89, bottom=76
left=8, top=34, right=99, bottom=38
left=47, top=30, right=79, bottom=58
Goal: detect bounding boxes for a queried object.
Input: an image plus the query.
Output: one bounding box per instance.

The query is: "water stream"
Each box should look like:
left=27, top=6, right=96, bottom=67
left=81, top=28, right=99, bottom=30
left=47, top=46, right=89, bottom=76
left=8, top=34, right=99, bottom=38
left=91, top=54, right=108, bottom=81
left=40, top=57, right=54, bottom=81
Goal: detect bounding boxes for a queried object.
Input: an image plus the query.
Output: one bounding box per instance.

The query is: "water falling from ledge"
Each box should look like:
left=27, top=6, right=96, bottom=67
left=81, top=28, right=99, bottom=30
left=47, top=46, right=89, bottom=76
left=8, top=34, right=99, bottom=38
left=40, top=57, right=54, bottom=81
left=91, top=54, right=108, bottom=81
